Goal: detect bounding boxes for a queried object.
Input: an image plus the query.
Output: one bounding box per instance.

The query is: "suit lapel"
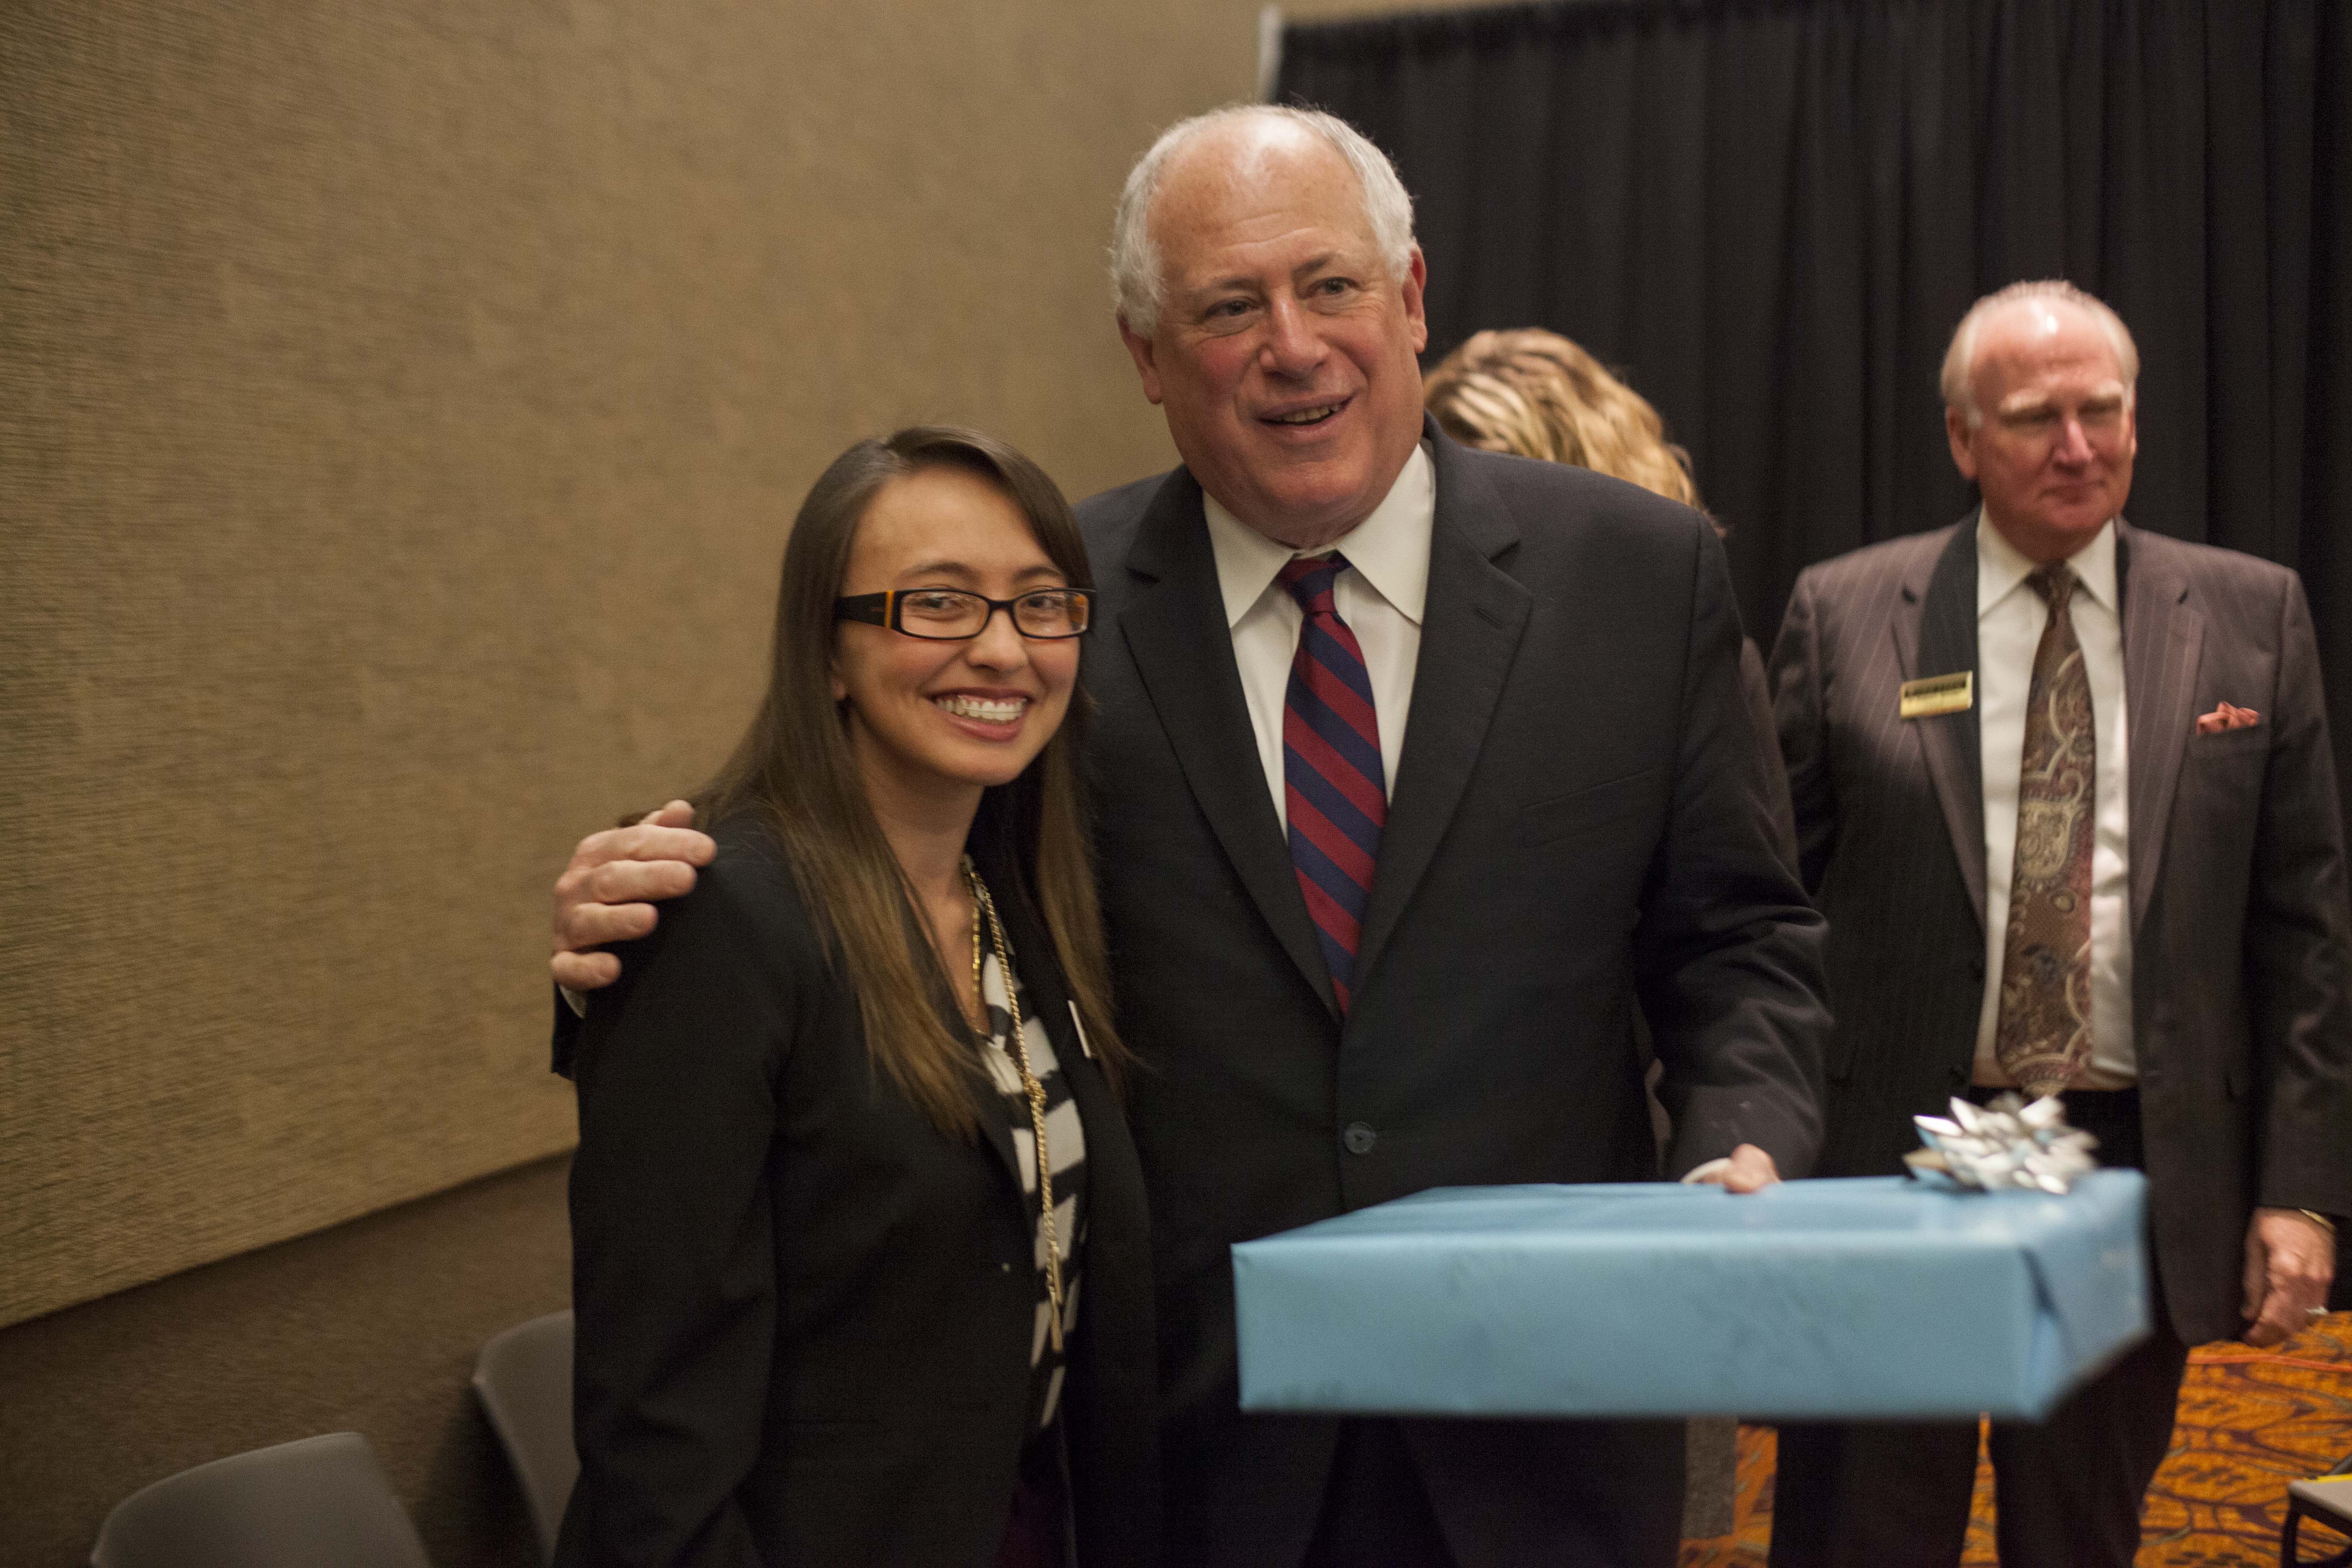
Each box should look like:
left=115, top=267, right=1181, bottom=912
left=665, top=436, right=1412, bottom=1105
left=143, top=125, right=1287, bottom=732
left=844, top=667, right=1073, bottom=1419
left=1901, top=520, right=1988, bottom=927
left=1116, top=468, right=1339, bottom=1016
left=1354, top=436, right=1531, bottom=987
left=2117, top=522, right=2205, bottom=936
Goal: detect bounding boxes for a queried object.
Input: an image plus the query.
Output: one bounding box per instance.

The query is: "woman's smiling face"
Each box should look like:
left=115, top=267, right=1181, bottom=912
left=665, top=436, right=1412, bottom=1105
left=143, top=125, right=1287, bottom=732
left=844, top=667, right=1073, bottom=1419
left=829, top=464, right=1080, bottom=810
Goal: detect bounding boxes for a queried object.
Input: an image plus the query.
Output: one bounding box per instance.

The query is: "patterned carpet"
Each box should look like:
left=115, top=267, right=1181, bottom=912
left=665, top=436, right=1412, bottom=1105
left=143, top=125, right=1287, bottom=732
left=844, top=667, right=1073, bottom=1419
left=1680, top=1312, right=2352, bottom=1567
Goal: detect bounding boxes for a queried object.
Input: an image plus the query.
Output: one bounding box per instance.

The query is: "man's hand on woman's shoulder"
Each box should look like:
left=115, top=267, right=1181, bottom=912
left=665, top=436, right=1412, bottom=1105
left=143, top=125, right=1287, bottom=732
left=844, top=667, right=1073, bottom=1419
left=552, top=799, right=716, bottom=991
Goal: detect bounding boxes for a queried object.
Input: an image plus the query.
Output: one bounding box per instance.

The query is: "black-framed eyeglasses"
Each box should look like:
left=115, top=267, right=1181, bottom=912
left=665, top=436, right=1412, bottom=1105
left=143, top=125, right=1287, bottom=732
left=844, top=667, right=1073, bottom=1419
left=833, top=587, right=1095, bottom=641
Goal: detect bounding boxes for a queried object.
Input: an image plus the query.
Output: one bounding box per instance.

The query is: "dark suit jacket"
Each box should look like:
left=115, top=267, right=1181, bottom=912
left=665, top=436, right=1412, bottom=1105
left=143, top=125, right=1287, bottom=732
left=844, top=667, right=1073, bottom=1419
left=1077, top=419, right=1829, bottom=1564
left=1772, top=516, right=2352, bottom=1344
left=556, top=816, right=1160, bottom=1567
left=1740, top=636, right=1801, bottom=874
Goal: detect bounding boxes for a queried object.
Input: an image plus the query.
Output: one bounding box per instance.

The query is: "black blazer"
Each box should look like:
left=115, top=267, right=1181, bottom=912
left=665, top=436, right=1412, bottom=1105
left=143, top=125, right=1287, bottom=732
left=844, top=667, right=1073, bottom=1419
left=1773, top=517, right=2352, bottom=1343
left=556, top=816, right=1160, bottom=1567
left=1075, top=420, right=1830, bottom=1565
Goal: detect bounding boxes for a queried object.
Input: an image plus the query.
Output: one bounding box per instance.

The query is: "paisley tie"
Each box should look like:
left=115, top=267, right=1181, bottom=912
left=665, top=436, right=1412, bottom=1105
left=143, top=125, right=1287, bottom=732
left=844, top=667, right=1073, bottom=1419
left=1994, top=564, right=2097, bottom=1095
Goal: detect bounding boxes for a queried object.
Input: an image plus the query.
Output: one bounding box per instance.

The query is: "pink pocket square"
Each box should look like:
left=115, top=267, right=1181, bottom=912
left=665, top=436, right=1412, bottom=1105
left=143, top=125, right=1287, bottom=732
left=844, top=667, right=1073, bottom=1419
left=2196, top=703, right=2261, bottom=735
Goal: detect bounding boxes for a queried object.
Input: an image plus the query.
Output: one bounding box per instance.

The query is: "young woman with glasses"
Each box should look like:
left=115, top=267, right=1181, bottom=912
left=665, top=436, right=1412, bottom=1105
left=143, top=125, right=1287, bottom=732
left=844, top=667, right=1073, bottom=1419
left=558, top=427, right=1158, bottom=1568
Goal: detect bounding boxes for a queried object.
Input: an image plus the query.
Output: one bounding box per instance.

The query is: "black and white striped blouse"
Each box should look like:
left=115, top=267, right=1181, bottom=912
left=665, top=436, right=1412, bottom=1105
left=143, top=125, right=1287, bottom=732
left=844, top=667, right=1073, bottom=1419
left=976, top=941, right=1087, bottom=1433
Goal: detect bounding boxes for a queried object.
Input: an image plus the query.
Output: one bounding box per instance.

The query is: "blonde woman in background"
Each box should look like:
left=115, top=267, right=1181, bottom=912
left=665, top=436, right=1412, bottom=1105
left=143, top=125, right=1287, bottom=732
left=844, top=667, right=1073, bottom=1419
left=1425, top=329, right=1796, bottom=871
left=1425, top=329, right=1792, bottom=1545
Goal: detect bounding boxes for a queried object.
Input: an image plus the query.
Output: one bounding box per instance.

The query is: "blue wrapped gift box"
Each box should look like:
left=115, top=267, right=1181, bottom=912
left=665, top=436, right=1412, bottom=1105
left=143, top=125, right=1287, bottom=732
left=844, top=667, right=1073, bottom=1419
left=1233, top=1171, right=2147, bottom=1421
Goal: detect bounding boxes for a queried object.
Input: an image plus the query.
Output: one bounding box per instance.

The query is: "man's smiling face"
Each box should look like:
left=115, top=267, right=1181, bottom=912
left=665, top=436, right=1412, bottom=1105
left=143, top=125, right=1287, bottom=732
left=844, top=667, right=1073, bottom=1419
left=1118, top=119, right=1429, bottom=550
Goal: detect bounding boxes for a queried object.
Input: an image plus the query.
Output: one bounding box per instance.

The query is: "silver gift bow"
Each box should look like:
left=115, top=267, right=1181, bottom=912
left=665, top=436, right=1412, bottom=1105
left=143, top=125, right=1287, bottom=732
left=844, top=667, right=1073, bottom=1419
left=1903, top=1093, right=2100, bottom=1194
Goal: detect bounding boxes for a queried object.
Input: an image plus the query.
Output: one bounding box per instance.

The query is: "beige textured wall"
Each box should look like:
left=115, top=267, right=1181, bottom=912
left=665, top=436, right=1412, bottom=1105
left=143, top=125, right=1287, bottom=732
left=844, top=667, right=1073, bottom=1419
left=0, top=0, right=1487, bottom=1331
left=1, top=0, right=1421, bottom=1332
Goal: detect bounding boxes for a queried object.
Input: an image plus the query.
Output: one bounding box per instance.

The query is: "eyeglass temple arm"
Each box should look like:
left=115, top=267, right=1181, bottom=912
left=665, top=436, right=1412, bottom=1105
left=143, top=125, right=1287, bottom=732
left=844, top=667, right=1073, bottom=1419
left=834, top=592, right=893, bottom=625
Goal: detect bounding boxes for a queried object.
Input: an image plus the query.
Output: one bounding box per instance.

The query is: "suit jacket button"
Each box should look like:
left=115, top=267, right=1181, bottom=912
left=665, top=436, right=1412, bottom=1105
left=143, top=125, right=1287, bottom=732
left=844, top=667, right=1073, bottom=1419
left=1343, top=1122, right=1378, bottom=1155
left=1969, top=955, right=1986, bottom=979
left=1947, top=1065, right=1968, bottom=1085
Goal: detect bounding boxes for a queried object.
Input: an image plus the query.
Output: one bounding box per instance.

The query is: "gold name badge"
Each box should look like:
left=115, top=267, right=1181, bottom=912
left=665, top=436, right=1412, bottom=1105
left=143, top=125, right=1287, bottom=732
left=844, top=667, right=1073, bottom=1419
left=1899, top=671, right=1974, bottom=719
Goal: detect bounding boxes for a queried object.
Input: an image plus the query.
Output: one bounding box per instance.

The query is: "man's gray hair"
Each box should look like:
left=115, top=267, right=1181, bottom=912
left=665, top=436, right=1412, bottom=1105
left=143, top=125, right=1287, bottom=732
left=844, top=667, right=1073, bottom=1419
left=1940, top=280, right=2141, bottom=425
left=1108, top=105, right=1418, bottom=340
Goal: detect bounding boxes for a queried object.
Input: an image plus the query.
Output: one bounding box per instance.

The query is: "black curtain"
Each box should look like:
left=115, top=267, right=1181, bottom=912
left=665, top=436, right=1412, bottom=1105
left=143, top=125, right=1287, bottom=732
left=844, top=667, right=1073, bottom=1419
left=1279, top=0, right=2352, bottom=800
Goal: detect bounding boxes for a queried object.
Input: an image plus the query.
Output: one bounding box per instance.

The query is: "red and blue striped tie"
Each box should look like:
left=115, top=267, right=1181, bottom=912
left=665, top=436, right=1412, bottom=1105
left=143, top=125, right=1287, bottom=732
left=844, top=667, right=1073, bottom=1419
left=1279, top=553, right=1385, bottom=1012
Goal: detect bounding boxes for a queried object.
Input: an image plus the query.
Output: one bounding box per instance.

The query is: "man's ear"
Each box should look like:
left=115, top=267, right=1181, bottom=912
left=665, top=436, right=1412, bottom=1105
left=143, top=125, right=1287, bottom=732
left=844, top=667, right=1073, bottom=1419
left=1945, top=405, right=1979, bottom=482
left=1400, top=246, right=1430, bottom=356
left=1118, top=317, right=1166, bottom=405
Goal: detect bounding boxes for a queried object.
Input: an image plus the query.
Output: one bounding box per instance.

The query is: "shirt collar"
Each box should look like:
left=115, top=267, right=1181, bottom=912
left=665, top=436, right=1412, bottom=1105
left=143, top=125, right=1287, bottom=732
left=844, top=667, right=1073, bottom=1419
left=1201, top=443, right=1435, bottom=629
left=1976, top=507, right=2119, bottom=619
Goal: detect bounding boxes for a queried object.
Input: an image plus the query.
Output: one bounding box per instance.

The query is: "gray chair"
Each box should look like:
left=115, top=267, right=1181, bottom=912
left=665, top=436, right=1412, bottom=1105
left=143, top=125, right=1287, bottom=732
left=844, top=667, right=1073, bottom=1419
left=2281, top=1452, right=2352, bottom=1567
left=473, top=1308, right=577, bottom=1563
left=90, top=1431, right=430, bottom=1568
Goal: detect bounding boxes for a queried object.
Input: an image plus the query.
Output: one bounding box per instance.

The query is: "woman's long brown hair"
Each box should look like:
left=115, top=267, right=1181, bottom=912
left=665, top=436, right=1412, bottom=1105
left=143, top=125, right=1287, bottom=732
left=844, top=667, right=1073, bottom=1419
left=691, top=426, right=1131, bottom=1140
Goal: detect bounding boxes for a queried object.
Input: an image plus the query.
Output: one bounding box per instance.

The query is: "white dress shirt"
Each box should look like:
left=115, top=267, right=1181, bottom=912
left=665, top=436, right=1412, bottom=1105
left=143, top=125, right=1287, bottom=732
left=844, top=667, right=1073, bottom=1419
left=1201, top=443, right=1434, bottom=831
left=1971, top=513, right=2136, bottom=1089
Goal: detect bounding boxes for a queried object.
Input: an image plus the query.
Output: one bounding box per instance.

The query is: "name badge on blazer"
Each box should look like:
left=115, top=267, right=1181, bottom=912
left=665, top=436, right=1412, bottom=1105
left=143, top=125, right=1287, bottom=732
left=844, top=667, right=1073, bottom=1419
left=1900, top=671, right=1974, bottom=720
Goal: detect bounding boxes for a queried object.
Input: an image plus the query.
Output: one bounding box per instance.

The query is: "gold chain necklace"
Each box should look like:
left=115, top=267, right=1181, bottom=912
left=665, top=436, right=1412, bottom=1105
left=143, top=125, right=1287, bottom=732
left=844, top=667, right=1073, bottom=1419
left=964, top=858, right=1066, bottom=1354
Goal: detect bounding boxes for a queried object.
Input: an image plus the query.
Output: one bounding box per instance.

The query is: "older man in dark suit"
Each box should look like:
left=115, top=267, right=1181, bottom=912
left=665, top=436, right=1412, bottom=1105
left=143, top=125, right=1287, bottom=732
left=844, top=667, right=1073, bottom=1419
left=1767, top=280, right=2351, bottom=1568
left=553, top=107, right=1829, bottom=1567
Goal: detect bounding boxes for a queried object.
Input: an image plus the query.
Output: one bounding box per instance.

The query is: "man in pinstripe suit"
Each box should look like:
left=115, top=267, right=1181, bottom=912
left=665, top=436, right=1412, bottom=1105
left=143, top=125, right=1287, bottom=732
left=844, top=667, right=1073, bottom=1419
left=1766, top=281, right=2352, bottom=1568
